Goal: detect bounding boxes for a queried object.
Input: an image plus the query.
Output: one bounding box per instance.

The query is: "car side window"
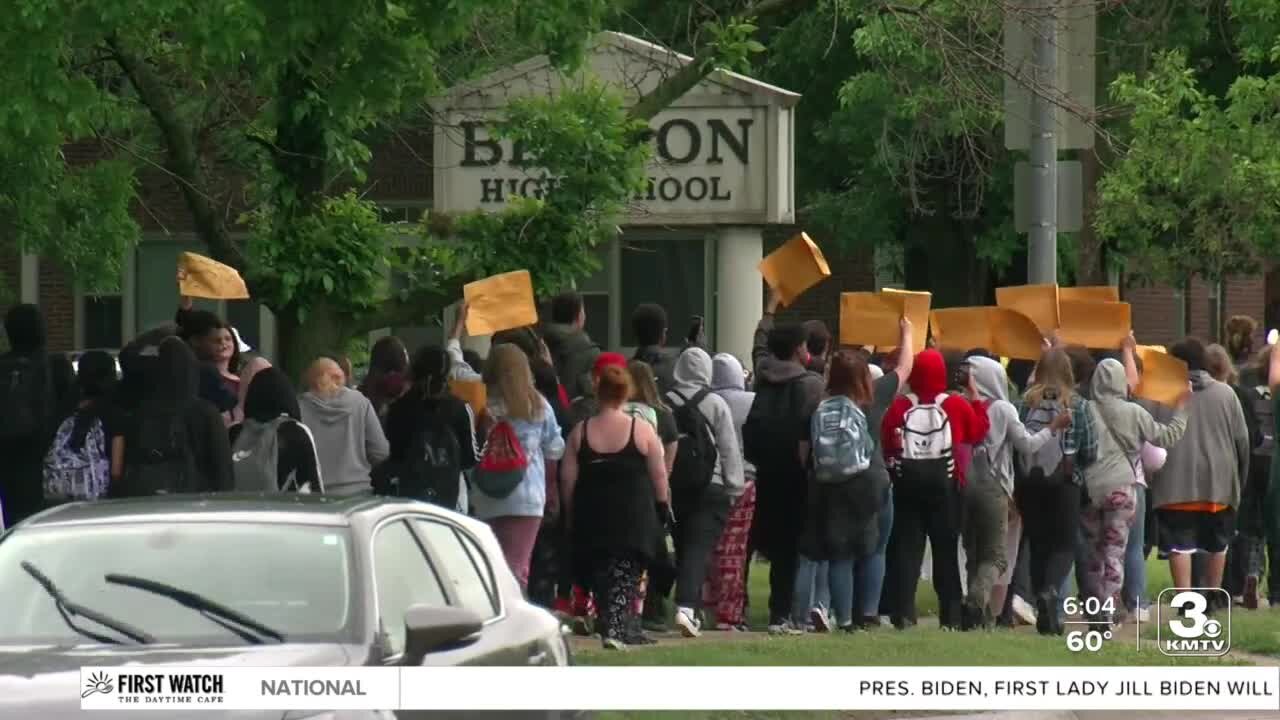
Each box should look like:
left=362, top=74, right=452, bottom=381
left=414, top=521, right=499, bottom=619
left=372, top=520, right=447, bottom=656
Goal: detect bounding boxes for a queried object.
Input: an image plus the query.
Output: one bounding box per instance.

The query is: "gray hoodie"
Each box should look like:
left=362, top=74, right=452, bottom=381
left=1086, top=358, right=1188, bottom=501
left=1151, top=369, right=1249, bottom=509
left=669, top=348, right=746, bottom=496
left=968, top=356, right=1053, bottom=498
left=299, top=387, right=391, bottom=496
left=711, top=352, right=756, bottom=475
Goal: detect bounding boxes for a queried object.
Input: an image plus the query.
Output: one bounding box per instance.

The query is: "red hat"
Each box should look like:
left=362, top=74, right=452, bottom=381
left=593, top=352, right=628, bottom=378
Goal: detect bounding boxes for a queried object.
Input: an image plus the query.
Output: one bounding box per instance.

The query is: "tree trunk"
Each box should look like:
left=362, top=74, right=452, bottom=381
left=1076, top=147, right=1105, bottom=285
left=275, top=303, right=349, bottom=385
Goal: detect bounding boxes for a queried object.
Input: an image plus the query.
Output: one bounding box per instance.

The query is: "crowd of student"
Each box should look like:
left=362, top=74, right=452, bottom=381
left=1, top=285, right=1277, bottom=652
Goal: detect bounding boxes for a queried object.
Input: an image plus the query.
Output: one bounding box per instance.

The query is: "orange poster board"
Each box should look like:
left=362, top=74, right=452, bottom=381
left=448, top=379, right=488, bottom=418
left=1135, top=346, right=1189, bottom=407
left=880, top=288, right=931, bottom=354
left=178, top=252, right=249, bottom=300
left=840, top=293, right=902, bottom=348
left=758, top=232, right=832, bottom=307
left=1060, top=286, right=1120, bottom=303
left=463, top=270, right=538, bottom=336
left=1058, top=300, right=1131, bottom=349
left=929, top=307, right=1044, bottom=360
left=996, top=284, right=1060, bottom=333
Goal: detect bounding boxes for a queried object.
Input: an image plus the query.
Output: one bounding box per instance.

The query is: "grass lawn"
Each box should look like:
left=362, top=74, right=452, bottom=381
left=577, top=555, right=1276, bottom=668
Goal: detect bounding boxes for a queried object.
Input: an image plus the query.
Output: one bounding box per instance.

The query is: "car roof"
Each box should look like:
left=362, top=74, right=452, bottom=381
left=17, top=494, right=450, bottom=529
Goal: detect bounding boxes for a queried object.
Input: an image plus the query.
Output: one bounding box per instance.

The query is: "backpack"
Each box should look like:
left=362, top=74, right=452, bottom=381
left=121, top=411, right=189, bottom=497
left=473, top=418, right=528, bottom=499
left=397, top=413, right=463, bottom=508
left=896, top=393, right=955, bottom=486
left=1250, top=384, right=1274, bottom=457
left=811, top=396, right=873, bottom=483
left=43, top=414, right=110, bottom=501
left=666, top=389, right=719, bottom=494
left=1017, top=393, right=1070, bottom=481
left=0, top=354, right=50, bottom=442
left=742, top=376, right=807, bottom=471
left=231, top=417, right=293, bottom=492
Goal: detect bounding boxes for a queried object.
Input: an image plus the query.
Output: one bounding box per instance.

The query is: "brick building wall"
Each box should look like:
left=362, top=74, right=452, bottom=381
left=1124, top=274, right=1266, bottom=350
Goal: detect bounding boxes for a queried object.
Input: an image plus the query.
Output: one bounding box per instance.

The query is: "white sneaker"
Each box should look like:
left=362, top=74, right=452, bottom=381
left=1011, top=595, right=1038, bottom=626
left=768, top=620, right=804, bottom=636
left=810, top=606, right=832, bottom=633
left=674, top=608, right=702, bottom=638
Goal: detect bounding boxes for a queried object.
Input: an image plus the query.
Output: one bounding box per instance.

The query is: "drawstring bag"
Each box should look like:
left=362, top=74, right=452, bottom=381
left=473, top=419, right=528, bottom=499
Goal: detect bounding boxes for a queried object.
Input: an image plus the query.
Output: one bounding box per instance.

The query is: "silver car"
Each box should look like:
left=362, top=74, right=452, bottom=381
left=0, top=494, right=580, bottom=719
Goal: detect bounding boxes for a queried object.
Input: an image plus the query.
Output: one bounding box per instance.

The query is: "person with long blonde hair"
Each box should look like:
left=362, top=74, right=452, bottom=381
left=472, top=343, right=565, bottom=590
left=1016, top=347, right=1097, bottom=635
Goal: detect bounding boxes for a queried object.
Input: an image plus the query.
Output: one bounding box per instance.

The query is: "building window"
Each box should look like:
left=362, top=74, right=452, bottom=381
left=81, top=295, right=123, bottom=349
left=619, top=237, right=705, bottom=348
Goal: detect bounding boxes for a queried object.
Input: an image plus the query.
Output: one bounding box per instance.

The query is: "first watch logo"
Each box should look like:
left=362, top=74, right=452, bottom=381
left=82, top=671, right=114, bottom=699
left=1157, top=588, right=1231, bottom=657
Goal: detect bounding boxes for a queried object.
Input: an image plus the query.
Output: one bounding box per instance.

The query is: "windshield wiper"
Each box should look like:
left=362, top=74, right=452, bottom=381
left=105, top=573, right=286, bottom=644
left=21, top=562, right=154, bottom=645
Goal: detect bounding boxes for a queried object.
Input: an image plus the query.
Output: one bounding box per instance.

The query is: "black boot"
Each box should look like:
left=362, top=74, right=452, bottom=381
left=1036, top=591, right=1059, bottom=636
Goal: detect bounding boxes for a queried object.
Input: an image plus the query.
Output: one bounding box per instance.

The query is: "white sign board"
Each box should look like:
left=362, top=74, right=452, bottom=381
left=433, top=32, right=798, bottom=226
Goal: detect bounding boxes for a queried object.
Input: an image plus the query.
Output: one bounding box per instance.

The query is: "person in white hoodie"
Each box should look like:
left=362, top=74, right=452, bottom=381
left=665, top=347, right=745, bottom=637
left=299, top=357, right=390, bottom=497
left=965, top=356, right=1070, bottom=630
left=707, top=352, right=757, bottom=631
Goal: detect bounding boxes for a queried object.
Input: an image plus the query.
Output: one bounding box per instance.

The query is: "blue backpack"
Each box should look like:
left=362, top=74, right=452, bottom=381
left=43, top=414, right=111, bottom=501
left=811, top=396, right=873, bottom=483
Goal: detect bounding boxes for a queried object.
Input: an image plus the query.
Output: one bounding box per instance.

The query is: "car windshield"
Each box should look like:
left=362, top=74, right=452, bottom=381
left=0, top=522, right=354, bottom=646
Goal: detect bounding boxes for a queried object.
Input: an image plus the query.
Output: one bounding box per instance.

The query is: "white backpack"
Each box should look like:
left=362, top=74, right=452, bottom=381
left=898, top=392, right=955, bottom=484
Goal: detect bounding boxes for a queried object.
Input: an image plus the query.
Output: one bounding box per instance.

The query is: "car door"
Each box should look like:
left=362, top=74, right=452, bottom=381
left=410, top=518, right=542, bottom=667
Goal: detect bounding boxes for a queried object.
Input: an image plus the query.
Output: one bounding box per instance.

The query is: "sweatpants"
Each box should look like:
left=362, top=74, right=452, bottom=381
left=768, top=538, right=800, bottom=625
left=592, top=557, right=644, bottom=644
left=1017, top=478, right=1081, bottom=600
left=1081, top=486, right=1137, bottom=611
left=673, top=485, right=732, bottom=610
left=963, top=483, right=1010, bottom=610
left=887, top=475, right=963, bottom=628
left=487, top=515, right=543, bottom=590
left=703, top=481, right=756, bottom=626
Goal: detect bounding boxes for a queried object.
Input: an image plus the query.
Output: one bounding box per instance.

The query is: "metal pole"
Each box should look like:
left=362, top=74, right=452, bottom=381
left=1027, top=0, right=1058, bottom=284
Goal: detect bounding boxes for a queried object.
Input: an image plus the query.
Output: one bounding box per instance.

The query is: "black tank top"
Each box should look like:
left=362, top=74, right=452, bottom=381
left=571, top=416, right=660, bottom=564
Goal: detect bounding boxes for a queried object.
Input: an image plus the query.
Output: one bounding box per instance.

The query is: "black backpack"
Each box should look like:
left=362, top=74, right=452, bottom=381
left=0, top=354, right=50, bottom=442
left=1250, top=384, right=1274, bottom=458
left=399, top=415, right=463, bottom=509
left=120, top=411, right=189, bottom=497
left=666, top=389, right=718, bottom=495
left=742, top=376, right=806, bottom=471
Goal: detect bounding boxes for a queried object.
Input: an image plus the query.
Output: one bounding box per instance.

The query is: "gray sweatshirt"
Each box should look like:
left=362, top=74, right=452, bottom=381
left=1086, top=359, right=1188, bottom=501
left=299, top=387, right=391, bottom=496
left=968, top=356, right=1054, bottom=498
left=1150, top=369, right=1249, bottom=509
left=668, top=347, right=746, bottom=496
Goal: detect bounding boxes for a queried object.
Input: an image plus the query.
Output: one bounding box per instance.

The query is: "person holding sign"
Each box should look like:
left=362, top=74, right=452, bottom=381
left=1083, top=358, right=1189, bottom=629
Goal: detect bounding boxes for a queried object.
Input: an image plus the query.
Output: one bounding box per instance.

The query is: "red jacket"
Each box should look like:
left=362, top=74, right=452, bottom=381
left=882, top=349, right=990, bottom=486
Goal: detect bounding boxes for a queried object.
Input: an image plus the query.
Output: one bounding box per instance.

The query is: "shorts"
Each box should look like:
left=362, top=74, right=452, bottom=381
left=1155, top=508, right=1236, bottom=554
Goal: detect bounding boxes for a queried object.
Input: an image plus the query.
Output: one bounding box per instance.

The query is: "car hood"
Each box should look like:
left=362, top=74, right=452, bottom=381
left=0, top=643, right=358, bottom=719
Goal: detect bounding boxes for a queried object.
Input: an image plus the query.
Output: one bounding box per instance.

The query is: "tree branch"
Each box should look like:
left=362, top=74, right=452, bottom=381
left=107, top=36, right=248, bottom=274
left=627, top=0, right=813, bottom=122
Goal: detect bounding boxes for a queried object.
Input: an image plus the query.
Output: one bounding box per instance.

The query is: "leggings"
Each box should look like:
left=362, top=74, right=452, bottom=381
left=487, top=516, right=543, bottom=590
left=1081, top=487, right=1137, bottom=610
left=592, top=557, right=644, bottom=643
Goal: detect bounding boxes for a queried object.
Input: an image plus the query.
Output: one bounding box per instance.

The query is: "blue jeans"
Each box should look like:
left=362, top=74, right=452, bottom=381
left=855, top=486, right=894, bottom=618
left=795, top=556, right=856, bottom=626
left=1123, top=484, right=1147, bottom=611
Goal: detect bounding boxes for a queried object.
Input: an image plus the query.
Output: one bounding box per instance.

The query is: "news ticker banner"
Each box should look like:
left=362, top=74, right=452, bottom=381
left=80, top=666, right=1280, bottom=711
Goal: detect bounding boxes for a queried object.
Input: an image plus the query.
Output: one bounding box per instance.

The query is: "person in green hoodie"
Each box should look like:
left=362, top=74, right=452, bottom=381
left=964, top=355, right=1070, bottom=630
left=542, top=292, right=601, bottom=404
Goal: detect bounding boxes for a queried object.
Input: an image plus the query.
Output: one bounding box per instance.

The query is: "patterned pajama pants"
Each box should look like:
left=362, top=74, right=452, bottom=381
left=702, top=480, right=757, bottom=626
left=593, top=557, right=644, bottom=643
left=1081, top=486, right=1137, bottom=609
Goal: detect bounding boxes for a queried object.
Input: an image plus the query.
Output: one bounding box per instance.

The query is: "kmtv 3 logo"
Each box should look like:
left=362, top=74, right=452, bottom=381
left=1157, top=588, right=1230, bottom=657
